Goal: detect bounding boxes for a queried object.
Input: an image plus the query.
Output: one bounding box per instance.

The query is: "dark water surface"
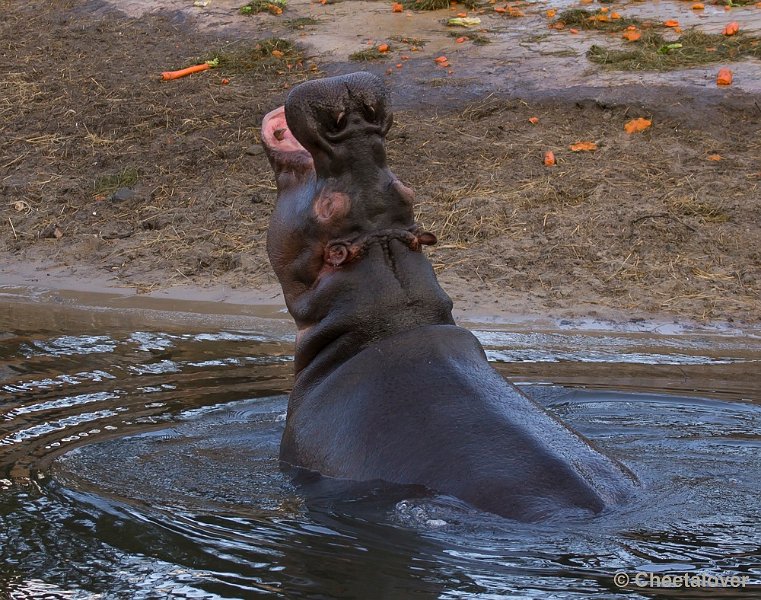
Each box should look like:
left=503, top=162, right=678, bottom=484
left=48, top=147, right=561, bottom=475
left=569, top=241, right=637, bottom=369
left=1, top=291, right=760, bottom=599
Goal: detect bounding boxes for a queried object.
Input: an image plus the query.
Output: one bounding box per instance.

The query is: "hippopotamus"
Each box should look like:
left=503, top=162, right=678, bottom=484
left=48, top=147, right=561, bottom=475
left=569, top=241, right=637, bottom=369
left=260, top=72, right=637, bottom=522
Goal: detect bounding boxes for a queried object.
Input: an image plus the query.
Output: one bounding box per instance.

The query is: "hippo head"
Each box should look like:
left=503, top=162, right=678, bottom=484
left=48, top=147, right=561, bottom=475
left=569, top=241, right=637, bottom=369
left=261, top=73, right=453, bottom=381
left=281, top=72, right=392, bottom=178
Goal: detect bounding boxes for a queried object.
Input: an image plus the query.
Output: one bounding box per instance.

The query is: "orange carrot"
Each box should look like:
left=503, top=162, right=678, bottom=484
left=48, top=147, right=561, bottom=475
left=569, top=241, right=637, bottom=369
left=716, top=67, right=733, bottom=86
left=622, top=30, right=641, bottom=42
left=723, top=22, right=739, bottom=36
left=544, top=151, right=556, bottom=166
left=569, top=141, right=598, bottom=152
left=664, top=19, right=679, bottom=28
left=161, top=60, right=216, bottom=81
left=624, top=117, right=652, bottom=134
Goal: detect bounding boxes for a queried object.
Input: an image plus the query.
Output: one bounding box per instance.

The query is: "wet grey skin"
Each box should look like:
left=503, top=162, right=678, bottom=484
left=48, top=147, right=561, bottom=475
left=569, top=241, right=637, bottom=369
left=261, top=72, right=638, bottom=522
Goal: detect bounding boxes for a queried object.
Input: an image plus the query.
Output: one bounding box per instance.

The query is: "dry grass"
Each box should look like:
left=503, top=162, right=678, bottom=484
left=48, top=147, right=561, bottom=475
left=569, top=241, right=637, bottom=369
left=240, top=0, right=287, bottom=15
left=93, top=168, right=140, bottom=196
left=553, top=9, right=643, bottom=32
left=589, top=31, right=761, bottom=70
left=403, top=0, right=482, bottom=9
left=210, top=38, right=304, bottom=74
left=349, top=47, right=390, bottom=61
left=448, top=31, right=491, bottom=45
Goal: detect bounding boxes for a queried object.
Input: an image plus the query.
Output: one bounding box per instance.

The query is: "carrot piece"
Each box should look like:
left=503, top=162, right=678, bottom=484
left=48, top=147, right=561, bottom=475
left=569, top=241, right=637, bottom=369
left=456, top=36, right=468, bottom=43
left=378, top=44, right=390, bottom=52
left=707, top=154, right=722, bottom=161
left=664, top=20, right=679, bottom=28
left=435, top=56, right=448, bottom=63
left=392, top=2, right=403, bottom=12
left=529, top=116, right=539, bottom=124
left=544, top=151, right=556, bottom=166
left=161, top=62, right=211, bottom=80
left=716, top=67, right=733, bottom=86
left=691, top=3, right=704, bottom=9
left=622, top=30, right=641, bottom=42
left=569, top=141, right=597, bottom=152
left=723, top=22, right=739, bottom=36
left=624, top=117, right=652, bottom=134
left=546, top=9, right=556, bottom=18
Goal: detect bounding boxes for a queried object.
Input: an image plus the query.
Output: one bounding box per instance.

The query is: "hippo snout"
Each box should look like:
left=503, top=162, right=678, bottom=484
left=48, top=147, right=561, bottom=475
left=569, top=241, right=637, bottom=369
left=284, top=72, right=392, bottom=166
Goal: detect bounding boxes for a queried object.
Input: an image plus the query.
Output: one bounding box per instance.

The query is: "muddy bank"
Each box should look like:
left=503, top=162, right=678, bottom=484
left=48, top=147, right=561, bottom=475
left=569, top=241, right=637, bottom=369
left=1, top=0, right=760, bottom=324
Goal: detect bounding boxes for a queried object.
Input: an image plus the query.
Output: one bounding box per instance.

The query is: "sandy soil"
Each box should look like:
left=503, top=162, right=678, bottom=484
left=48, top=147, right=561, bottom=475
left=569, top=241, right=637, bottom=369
left=1, top=0, right=760, bottom=325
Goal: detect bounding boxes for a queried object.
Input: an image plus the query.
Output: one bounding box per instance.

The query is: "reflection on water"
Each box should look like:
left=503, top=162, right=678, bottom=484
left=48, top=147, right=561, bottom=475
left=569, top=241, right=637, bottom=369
left=0, top=296, right=760, bottom=598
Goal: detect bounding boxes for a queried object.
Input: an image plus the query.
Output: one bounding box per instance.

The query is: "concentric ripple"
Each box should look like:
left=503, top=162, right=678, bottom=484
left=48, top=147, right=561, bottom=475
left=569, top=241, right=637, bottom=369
left=1, top=297, right=760, bottom=598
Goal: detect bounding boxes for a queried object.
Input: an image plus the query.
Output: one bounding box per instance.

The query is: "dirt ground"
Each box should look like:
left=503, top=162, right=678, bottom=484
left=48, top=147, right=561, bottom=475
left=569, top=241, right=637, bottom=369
left=1, top=0, right=760, bottom=324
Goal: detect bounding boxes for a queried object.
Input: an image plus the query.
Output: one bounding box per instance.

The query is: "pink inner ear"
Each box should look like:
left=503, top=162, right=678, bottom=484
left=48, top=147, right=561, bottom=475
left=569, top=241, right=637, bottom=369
left=262, top=106, right=307, bottom=154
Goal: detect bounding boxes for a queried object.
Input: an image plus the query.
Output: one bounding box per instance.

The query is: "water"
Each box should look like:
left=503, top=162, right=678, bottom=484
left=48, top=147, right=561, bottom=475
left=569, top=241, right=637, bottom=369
left=1, top=292, right=760, bottom=598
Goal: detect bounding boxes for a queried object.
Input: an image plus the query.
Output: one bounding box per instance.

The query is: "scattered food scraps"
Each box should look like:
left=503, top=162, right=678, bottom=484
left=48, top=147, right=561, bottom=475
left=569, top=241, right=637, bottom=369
left=716, top=67, right=733, bottom=86
left=624, top=118, right=652, bottom=134
left=622, top=30, right=641, bottom=42
left=569, top=141, right=598, bottom=152
left=723, top=22, right=739, bottom=36
left=448, top=17, right=481, bottom=26
left=707, top=154, right=722, bottom=161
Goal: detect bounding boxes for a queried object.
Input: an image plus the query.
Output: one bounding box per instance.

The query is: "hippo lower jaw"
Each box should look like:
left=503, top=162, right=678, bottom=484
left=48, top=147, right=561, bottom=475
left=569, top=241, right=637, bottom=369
left=261, top=72, right=638, bottom=521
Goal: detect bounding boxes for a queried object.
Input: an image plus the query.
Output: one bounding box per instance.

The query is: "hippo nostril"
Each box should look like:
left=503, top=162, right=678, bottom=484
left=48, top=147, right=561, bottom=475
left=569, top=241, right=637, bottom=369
left=363, top=103, right=376, bottom=122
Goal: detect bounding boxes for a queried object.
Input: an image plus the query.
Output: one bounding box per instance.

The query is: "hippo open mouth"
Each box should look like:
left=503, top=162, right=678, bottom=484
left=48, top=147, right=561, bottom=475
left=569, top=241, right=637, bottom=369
left=261, top=72, right=638, bottom=522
